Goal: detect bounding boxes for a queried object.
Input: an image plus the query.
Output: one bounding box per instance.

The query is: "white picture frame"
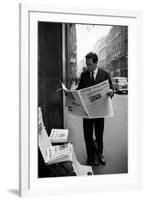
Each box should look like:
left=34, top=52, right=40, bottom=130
left=19, top=3, right=143, bottom=197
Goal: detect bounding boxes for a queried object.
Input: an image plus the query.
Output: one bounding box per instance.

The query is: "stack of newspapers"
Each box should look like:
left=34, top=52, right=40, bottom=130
left=46, top=143, right=73, bottom=165
left=44, top=128, right=72, bottom=165
left=39, top=108, right=72, bottom=165
left=38, top=108, right=93, bottom=175
left=50, top=129, right=68, bottom=144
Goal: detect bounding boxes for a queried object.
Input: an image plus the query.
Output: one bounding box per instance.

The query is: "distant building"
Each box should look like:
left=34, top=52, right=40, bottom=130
left=96, top=36, right=107, bottom=71
left=96, top=26, right=128, bottom=77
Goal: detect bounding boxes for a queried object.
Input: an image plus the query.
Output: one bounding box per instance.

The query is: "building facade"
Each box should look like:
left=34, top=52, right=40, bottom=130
left=97, top=26, right=128, bottom=78
left=65, top=24, right=77, bottom=88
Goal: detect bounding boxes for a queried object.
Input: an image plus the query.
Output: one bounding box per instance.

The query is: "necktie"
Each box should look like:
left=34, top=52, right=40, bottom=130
left=90, top=71, right=94, bottom=81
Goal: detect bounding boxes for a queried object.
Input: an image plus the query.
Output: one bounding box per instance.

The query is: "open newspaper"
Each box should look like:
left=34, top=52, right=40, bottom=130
left=46, top=143, right=73, bottom=165
left=38, top=107, right=52, bottom=162
left=58, top=80, right=114, bottom=118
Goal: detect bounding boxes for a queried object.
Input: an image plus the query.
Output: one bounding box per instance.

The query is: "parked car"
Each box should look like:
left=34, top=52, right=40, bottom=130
left=112, top=77, right=128, bottom=94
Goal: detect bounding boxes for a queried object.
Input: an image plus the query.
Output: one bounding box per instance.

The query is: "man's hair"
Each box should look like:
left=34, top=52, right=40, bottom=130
left=86, top=52, right=98, bottom=64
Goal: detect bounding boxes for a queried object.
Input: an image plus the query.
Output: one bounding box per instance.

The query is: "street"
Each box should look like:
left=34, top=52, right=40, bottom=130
left=67, top=93, right=128, bottom=175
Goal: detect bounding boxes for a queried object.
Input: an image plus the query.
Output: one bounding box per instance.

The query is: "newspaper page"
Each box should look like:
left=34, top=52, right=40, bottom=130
left=38, top=107, right=52, bottom=163
left=50, top=129, right=68, bottom=143
left=66, top=90, right=88, bottom=118
left=72, top=149, right=93, bottom=176
left=57, top=82, right=88, bottom=117
left=59, top=80, right=113, bottom=118
left=79, top=80, right=114, bottom=118
left=46, top=143, right=73, bottom=165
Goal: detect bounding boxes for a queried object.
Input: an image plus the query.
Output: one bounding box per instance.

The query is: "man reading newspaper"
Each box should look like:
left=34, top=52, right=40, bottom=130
left=76, top=52, right=114, bottom=166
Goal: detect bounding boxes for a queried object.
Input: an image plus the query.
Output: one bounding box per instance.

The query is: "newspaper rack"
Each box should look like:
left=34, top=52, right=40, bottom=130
left=38, top=107, right=93, bottom=177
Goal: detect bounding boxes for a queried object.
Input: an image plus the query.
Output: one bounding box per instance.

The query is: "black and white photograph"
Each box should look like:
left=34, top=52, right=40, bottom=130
left=18, top=3, right=143, bottom=197
left=38, top=22, right=128, bottom=178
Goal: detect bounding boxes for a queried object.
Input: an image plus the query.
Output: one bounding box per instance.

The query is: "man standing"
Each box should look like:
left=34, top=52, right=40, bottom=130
left=77, top=52, right=114, bottom=166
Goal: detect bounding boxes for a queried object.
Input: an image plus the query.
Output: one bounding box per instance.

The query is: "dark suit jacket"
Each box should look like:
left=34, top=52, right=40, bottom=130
left=77, top=68, right=114, bottom=93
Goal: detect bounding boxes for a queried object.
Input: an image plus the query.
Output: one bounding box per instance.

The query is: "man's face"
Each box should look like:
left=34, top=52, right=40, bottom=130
left=86, top=58, right=97, bottom=72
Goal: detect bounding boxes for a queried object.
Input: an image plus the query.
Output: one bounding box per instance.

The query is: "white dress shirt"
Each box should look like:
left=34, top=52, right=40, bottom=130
left=90, top=67, right=98, bottom=80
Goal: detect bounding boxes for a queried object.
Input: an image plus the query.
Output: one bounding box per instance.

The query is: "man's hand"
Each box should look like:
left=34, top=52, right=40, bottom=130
left=106, top=89, right=114, bottom=98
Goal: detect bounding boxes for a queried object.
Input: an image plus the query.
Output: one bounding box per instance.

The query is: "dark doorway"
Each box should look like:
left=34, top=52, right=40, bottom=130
left=38, top=22, right=64, bottom=177
left=38, top=22, right=64, bottom=134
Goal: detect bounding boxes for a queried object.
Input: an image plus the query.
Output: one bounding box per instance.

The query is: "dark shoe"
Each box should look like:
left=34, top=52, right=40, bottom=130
left=87, top=158, right=95, bottom=166
left=93, top=154, right=100, bottom=166
left=97, top=154, right=106, bottom=165
left=94, top=159, right=100, bottom=166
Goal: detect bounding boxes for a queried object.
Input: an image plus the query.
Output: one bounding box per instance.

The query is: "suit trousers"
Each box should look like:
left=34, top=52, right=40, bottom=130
left=83, top=118, right=104, bottom=160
